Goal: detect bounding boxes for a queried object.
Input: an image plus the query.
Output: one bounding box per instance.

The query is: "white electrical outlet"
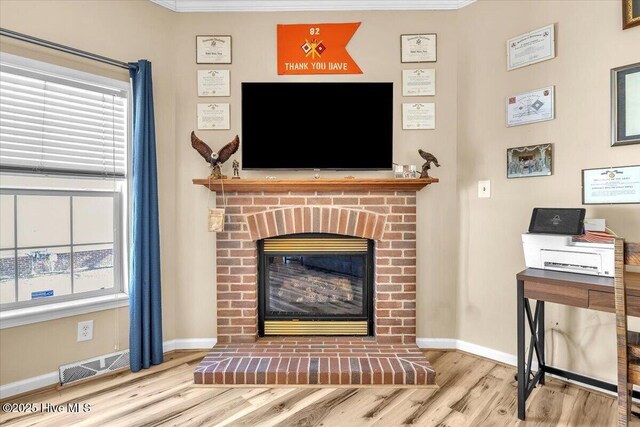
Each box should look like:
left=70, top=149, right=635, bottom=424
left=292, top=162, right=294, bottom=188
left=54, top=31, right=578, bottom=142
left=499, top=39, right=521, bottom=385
left=77, top=320, right=94, bottom=342
left=478, top=180, right=491, bottom=198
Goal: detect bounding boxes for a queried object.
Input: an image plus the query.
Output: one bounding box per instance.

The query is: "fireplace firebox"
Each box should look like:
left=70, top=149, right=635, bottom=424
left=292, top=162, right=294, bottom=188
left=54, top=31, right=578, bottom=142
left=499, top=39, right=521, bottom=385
left=258, top=234, right=374, bottom=336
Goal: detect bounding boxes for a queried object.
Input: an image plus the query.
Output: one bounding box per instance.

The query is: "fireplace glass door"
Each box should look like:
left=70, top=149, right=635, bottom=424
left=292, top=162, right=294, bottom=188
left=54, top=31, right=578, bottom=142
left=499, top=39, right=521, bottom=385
left=258, top=235, right=373, bottom=336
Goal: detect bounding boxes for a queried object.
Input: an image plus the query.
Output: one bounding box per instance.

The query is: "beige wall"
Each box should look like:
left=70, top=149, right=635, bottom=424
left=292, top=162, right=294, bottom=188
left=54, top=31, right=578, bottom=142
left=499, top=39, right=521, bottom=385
left=0, top=0, right=177, bottom=385
left=171, top=9, right=460, bottom=340
left=1, top=0, right=638, bottom=387
left=457, top=0, right=640, bottom=382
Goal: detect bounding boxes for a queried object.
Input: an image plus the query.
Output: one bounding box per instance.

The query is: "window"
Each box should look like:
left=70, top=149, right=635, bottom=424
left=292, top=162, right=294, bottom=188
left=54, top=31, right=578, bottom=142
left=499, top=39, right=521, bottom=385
left=0, top=53, right=129, bottom=321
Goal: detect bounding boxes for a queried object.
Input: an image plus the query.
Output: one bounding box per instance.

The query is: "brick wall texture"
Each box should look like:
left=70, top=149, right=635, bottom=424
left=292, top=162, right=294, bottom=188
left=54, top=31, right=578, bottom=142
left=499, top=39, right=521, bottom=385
left=215, top=190, right=418, bottom=345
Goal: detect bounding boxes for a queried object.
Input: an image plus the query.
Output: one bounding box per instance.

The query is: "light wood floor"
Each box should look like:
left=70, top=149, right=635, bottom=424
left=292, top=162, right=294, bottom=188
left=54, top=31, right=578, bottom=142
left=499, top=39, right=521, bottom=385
left=0, top=350, right=632, bottom=426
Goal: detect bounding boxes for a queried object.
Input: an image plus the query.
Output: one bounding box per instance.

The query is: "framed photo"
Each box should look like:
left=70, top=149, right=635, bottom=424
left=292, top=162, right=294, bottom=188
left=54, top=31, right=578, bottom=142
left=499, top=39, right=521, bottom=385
left=582, top=165, right=640, bottom=204
left=506, top=24, right=555, bottom=71
left=623, top=0, right=640, bottom=30
left=507, top=144, right=552, bottom=178
left=611, top=62, right=640, bottom=146
left=197, top=70, right=230, bottom=97
left=401, top=34, right=436, bottom=63
left=196, top=35, right=232, bottom=64
left=402, top=103, right=435, bottom=129
left=506, top=86, right=554, bottom=127
left=402, top=69, right=435, bottom=96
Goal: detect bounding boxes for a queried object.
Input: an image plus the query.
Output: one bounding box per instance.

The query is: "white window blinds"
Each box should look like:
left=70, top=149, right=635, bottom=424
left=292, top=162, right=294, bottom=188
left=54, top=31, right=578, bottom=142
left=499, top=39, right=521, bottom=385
left=0, top=58, right=128, bottom=177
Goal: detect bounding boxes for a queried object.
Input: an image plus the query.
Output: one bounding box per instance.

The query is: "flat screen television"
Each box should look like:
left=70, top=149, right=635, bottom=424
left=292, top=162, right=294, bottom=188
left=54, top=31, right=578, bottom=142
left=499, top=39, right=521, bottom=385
left=241, top=82, right=393, bottom=170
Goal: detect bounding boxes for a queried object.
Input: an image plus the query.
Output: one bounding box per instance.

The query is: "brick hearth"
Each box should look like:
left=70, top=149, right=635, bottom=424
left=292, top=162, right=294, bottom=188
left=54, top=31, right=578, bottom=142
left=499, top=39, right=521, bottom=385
left=194, top=337, right=435, bottom=386
left=195, top=188, right=436, bottom=386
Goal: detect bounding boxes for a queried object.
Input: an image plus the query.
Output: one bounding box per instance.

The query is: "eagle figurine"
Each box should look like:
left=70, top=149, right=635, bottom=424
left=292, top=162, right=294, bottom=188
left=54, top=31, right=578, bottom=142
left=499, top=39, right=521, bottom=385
left=190, top=131, right=240, bottom=179
left=418, top=149, right=440, bottom=178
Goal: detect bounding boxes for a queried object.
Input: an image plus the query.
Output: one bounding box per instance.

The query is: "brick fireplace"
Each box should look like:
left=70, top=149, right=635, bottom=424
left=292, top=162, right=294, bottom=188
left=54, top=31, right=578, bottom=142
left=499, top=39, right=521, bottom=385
left=215, top=190, right=418, bottom=345
left=193, top=179, right=436, bottom=386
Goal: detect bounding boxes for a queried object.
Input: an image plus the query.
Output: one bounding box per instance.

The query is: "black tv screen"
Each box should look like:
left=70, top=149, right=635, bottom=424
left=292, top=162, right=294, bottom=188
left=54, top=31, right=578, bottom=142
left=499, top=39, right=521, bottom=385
left=242, top=82, right=393, bottom=170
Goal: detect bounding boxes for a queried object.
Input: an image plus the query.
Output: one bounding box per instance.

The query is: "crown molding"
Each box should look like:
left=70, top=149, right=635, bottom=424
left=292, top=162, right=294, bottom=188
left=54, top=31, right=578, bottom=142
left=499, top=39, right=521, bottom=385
left=149, top=0, right=476, bottom=12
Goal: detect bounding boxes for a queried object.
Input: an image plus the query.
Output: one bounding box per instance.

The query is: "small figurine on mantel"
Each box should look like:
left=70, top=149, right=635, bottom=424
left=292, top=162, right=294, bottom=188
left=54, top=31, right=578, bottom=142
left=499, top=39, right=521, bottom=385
left=190, top=131, right=240, bottom=179
left=418, top=149, right=440, bottom=178
left=232, top=160, right=240, bottom=179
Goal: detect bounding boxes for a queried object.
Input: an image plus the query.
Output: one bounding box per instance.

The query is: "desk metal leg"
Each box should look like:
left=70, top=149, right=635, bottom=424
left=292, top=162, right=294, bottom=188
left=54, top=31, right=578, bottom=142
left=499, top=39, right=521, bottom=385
left=517, top=279, right=526, bottom=420
left=539, top=301, right=545, bottom=385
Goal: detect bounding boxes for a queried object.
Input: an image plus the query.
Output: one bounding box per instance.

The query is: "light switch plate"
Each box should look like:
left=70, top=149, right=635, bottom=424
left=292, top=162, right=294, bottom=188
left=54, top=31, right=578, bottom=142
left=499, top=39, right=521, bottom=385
left=478, top=180, right=491, bottom=198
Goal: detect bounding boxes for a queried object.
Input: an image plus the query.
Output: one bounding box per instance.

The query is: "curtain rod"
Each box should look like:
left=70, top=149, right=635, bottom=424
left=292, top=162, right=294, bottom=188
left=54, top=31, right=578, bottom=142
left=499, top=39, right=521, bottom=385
left=0, top=27, right=135, bottom=71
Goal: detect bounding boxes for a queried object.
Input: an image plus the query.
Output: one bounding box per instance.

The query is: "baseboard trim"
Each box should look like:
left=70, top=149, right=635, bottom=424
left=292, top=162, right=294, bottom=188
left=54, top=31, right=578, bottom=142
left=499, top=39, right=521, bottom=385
left=163, top=338, right=218, bottom=352
left=417, top=338, right=518, bottom=367
left=416, top=337, right=619, bottom=398
left=0, top=337, right=217, bottom=399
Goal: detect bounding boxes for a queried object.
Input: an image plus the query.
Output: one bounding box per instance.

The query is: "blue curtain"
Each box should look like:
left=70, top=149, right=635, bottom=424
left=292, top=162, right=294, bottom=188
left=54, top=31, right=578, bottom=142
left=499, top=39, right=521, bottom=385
left=128, top=60, right=163, bottom=372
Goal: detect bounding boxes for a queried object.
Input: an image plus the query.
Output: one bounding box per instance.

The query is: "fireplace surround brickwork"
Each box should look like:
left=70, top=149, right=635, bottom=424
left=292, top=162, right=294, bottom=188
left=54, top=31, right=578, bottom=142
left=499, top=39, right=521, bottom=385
left=215, top=190, right=418, bottom=345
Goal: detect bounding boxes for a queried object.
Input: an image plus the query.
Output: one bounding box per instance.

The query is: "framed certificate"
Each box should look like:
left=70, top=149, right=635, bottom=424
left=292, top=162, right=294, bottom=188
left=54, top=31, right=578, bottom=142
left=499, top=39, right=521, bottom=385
left=402, top=103, right=435, bottom=129
left=196, top=35, right=232, bottom=64
left=402, top=69, right=435, bottom=96
left=197, top=70, right=230, bottom=97
left=197, top=103, right=230, bottom=130
left=401, top=34, right=436, bottom=63
left=506, top=86, right=554, bottom=127
left=582, top=165, right=640, bottom=204
left=507, top=24, right=555, bottom=71
left=611, top=62, right=640, bottom=146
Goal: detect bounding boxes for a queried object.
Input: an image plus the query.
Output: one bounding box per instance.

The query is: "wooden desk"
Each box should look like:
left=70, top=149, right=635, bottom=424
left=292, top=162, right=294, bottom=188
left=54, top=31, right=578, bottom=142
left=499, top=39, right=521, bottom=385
left=516, top=268, right=640, bottom=420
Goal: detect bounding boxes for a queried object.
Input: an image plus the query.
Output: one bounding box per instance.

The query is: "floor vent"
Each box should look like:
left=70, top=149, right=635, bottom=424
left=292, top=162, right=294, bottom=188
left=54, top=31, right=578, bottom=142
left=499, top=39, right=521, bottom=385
left=59, top=350, right=129, bottom=385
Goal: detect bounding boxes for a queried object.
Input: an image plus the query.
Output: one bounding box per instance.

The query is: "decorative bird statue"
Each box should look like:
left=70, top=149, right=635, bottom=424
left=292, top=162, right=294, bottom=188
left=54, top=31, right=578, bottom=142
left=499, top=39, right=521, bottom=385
left=190, top=131, right=240, bottom=179
left=418, top=149, right=440, bottom=178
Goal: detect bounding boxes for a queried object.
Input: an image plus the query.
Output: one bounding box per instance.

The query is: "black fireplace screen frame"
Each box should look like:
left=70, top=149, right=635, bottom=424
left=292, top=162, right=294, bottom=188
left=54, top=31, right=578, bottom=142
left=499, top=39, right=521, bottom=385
left=258, top=233, right=374, bottom=336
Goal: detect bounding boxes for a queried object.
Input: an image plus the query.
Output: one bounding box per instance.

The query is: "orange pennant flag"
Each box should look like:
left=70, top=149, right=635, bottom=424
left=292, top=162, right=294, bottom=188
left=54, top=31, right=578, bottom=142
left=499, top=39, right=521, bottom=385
left=277, top=23, right=362, bottom=75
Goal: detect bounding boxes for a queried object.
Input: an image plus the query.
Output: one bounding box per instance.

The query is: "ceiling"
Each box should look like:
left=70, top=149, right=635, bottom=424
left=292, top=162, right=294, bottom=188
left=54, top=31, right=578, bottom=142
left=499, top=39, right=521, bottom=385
left=148, top=0, right=476, bottom=12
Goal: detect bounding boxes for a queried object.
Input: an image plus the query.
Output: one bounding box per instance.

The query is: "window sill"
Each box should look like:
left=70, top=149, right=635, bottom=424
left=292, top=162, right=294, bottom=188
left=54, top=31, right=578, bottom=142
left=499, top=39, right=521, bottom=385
left=0, top=293, right=129, bottom=329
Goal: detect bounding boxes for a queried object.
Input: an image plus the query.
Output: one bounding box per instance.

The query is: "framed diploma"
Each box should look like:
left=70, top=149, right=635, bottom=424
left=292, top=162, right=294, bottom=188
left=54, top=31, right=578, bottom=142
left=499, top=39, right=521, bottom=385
left=611, top=62, right=640, bottom=146
left=623, top=0, right=640, bottom=30
left=402, top=69, right=435, bottom=96
left=506, top=86, right=554, bottom=127
left=402, top=103, right=435, bottom=130
left=196, top=35, right=232, bottom=64
left=197, top=70, right=230, bottom=97
left=507, top=24, right=555, bottom=71
left=401, top=34, right=436, bottom=63
left=197, top=103, right=230, bottom=130
left=582, top=165, right=640, bottom=204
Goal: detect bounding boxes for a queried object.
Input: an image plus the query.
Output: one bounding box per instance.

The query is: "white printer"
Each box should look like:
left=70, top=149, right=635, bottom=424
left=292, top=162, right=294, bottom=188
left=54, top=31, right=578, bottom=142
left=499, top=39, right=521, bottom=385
left=522, top=208, right=615, bottom=277
left=522, top=233, right=615, bottom=277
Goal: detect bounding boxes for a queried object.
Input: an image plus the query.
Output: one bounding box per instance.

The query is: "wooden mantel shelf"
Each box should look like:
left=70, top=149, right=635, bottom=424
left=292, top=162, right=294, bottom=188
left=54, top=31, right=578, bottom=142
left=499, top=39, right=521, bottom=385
left=192, top=178, right=438, bottom=192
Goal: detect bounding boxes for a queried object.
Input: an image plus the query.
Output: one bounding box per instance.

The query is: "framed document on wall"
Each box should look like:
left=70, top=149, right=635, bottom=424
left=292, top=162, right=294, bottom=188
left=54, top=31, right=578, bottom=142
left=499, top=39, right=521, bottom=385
left=506, top=24, right=555, bottom=71
left=197, top=103, right=230, bottom=130
left=506, top=86, right=555, bottom=127
left=582, top=165, right=640, bottom=204
left=401, top=34, right=437, bottom=63
left=196, top=35, right=232, bottom=64
left=402, top=103, right=435, bottom=129
left=611, top=62, right=640, bottom=146
left=402, top=69, right=435, bottom=96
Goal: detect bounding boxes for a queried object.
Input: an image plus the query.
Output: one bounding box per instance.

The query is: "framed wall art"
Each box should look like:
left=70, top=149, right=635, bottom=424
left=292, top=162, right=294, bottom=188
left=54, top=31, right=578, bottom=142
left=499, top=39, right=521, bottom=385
left=582, top=165, right=640, bottom=204
left=196, top=35, right=232, bottom=64
left=623, top=0, right=640, bottom=30
left=400, top=34, right=436, bottom=63
left=507, top=144, right=552, bottom=178
left=611, top=62, right=640, bottom=146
